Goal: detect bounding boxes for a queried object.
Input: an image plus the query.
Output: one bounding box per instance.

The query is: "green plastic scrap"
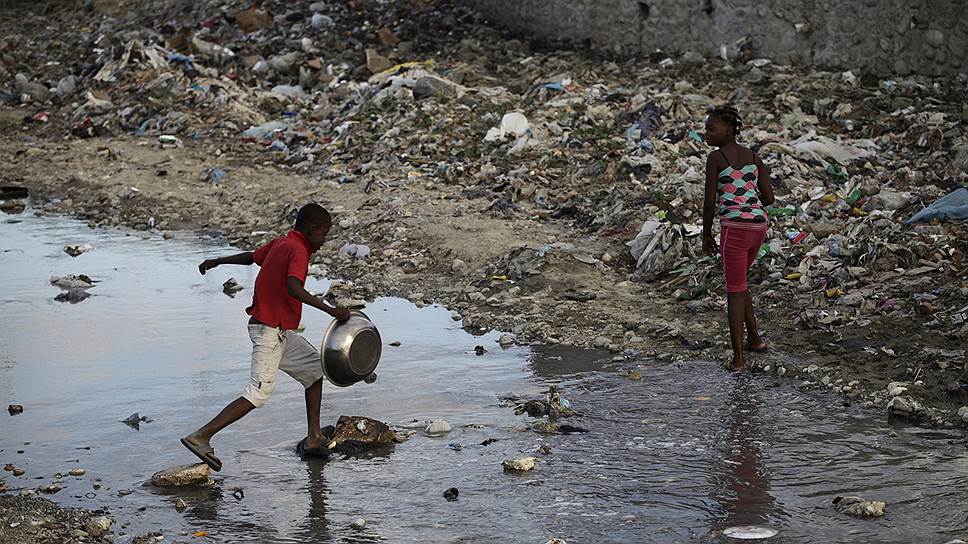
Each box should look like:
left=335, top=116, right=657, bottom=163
left=846, top=188, right=862, bottom=205
left=767, top=206, right=796, bottom=217
left=826, top=163, right=849, bottom=181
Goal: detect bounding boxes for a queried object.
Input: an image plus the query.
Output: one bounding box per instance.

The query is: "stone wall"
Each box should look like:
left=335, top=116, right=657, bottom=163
left=466, top=0, right=967, bottom=76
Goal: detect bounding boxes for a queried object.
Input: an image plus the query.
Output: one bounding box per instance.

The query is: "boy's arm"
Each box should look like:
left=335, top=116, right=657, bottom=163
left=198, top=252, right=255, bottom=275
left=286, top=277, right=351, bottom=321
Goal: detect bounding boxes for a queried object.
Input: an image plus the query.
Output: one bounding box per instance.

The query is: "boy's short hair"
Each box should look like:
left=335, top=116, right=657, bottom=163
left=295, top=203, right=331, bottom=230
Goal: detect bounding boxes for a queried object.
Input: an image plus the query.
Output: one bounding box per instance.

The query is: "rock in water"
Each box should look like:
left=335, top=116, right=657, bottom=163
left=350, top=517, right=366, bottom=530
left=64, top=244, right=94, bottom=257
left=887, top=395, right=922, bottom=418
left=424, top=420, right=452, bottom=435
left=833, top=496, right=886, bottom=518
left=331, top=415, right=396, bottom=448
left=84, top=516, right=112, bottom=538
left=721, top=526, right=779, bottom=539
left=151, top=463, right=211, bottom=487
left=502, top=456, right=536, bottom=472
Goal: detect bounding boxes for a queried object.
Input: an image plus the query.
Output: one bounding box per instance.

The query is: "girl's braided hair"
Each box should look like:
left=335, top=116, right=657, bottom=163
left=707, top=105, right=743, bottom=137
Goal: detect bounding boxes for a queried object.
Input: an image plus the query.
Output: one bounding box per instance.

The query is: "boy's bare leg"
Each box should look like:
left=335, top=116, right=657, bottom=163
left=303, top=378, right=325, bottom=449
left=744, top=291, right=767, bottom=351
left=185, top=397, right=256, bottom=445
left=726, top=291, right=747, bottom=371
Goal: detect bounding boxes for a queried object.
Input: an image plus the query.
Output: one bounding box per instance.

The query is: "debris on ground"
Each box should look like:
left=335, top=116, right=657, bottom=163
left=0, top=495, right=107, bottom=544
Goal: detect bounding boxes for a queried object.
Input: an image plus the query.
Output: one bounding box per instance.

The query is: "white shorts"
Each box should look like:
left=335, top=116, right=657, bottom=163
left=243, top=324, right=324, bottom=408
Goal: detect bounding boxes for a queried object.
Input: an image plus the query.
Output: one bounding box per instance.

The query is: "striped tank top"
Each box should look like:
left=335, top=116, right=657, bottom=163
left=715, top=149, right=768, bottom=222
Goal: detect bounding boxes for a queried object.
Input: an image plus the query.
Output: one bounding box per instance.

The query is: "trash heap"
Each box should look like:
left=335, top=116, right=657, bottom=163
left=1, top=0, right=966, bottom=417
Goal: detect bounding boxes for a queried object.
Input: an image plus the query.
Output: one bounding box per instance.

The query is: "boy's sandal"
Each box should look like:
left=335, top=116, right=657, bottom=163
left=181, top=437, right=223, bottom=472
left=296, top=437, right=333, bottom=458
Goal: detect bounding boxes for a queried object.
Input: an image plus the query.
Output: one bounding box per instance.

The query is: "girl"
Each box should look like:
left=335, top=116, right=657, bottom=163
left=702, top=106, right=775, bottom=371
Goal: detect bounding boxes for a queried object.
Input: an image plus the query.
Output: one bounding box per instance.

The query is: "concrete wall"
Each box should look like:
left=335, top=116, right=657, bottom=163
left=467, top=0, right=968, bottom=76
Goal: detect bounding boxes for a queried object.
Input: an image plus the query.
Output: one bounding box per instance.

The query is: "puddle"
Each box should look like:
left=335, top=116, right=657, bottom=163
left=1, top=213, right=966, bottom=543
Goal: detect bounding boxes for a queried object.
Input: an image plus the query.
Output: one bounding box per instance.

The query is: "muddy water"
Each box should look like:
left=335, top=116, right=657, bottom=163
left=1, top=211, right=966, bottom=543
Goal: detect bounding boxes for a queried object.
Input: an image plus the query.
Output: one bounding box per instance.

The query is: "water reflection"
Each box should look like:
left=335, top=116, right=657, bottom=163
left=296, top=460, right=331, bottom=541
left=714, top=375, right=778, bottom=529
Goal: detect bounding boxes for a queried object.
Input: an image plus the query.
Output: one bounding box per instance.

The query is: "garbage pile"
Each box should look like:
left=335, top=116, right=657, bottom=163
left=1, top=0, right=966, bottom=416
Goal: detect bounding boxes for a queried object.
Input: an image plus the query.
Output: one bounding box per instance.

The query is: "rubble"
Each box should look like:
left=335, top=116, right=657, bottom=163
left=0, top=0, right=966, bottom=424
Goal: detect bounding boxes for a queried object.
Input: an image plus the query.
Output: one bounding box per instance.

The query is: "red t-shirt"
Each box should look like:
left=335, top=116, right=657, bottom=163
left=246, top=230, right=313, bottom=330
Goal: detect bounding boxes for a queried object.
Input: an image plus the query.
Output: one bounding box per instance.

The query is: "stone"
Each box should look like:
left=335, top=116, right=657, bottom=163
left=451, top=258, right=468, bottom=274
left=69, top=468, right=86, bottom=476
left=350, top=517, right=366, bottom=530
left=8, top=404, right=23, bottom=415
left=532, top=421, right=559, bottom=434
left=150, top=463, right=211, bottom=487
left=498, top=334, right=514, bottom=346
left=70, top=529, right=90, bottom=539
left=424, top=420, right=452, bottom=435
left=592, top=336, right=609, bottom=349
left=958, top=406, right=968, bottom=422
left=175, top=498, right=187, bottom=511
left=887, top=382, right=908, bottom=397
left=925, top=29, right=945, bottom=48
left=887, top=395, right=921, bottom=418
left=413, top=76, right=457, bottom=100
left=331, top=415, right=397, bottom=446
left=365, top=49, right=392, bottom=74
left=85, top=516, right=112, bottom=538
left=834, top=495, right=886, bottom=518
left=502, top=456, right=536, bottom=472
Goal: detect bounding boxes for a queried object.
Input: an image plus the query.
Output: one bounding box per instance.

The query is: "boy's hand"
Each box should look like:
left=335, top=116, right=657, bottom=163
left=198, top=259, right=218, bottom=275
left=329, top=307, right=352, bottom=322
left=702, top=235, right=718, bottom=256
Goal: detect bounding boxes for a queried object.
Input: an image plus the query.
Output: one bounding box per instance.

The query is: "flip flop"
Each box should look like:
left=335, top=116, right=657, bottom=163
left=296, top=437, right=333, bottom=458
left=181, top=437, right=222, bottom=472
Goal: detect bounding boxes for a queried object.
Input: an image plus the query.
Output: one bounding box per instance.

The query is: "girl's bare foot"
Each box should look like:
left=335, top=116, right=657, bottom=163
left=747, top=337, right=768, bottom=353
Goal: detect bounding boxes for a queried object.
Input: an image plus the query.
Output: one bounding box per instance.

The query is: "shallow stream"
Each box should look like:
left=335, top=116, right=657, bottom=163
left=1, top=212, right=966, bottom=543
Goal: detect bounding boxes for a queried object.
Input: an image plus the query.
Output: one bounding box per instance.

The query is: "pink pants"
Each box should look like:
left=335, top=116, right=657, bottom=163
left=720, top=220, right=768, bottom=293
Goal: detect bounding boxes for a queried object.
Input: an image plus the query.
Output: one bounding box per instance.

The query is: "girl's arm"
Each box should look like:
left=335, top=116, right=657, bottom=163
left=702, top=154, right=719, bottom=255
left=755, top=154, right=775, bottom=206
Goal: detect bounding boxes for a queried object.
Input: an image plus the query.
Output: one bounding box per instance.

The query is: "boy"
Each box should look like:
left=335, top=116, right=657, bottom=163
left=181, top=203, right=350, bottom=471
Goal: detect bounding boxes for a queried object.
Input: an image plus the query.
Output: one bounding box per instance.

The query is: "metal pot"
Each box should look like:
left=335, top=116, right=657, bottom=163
left=320, top=310, right=381, bottom=387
